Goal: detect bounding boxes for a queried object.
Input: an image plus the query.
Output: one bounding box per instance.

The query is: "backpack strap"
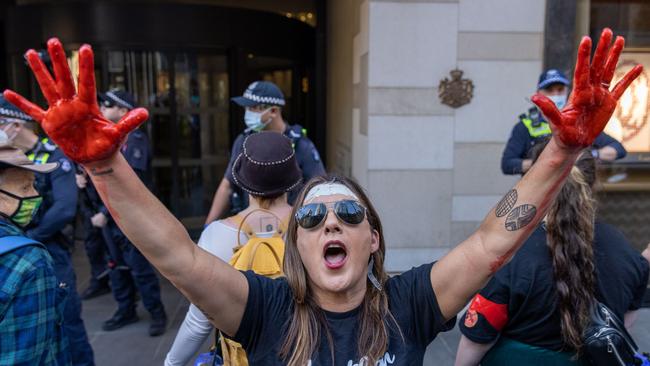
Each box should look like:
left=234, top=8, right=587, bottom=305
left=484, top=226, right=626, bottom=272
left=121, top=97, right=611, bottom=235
left=246, top=240, right=283, bottom=270
left=233, top=208, right=286, bottom=249
left=0, top=235, right=44, bottom=255
left=229, top=214, right=254, bottom=238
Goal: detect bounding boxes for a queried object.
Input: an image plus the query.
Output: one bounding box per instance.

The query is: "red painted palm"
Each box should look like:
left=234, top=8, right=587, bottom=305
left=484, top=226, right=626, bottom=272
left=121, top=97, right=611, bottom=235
left=3, top=38, right=148, bottom=163
left=531, top=28, right=642, bottom=150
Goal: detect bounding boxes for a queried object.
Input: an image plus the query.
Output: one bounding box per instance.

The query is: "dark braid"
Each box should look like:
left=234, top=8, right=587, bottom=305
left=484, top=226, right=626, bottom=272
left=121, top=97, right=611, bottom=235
left=531, top=140, right=597, bottom=354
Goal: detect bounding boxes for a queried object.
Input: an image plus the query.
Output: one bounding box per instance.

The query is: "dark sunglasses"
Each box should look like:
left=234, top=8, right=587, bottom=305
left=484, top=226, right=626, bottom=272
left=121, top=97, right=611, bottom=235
left=295, top=199, right=367, bottom=229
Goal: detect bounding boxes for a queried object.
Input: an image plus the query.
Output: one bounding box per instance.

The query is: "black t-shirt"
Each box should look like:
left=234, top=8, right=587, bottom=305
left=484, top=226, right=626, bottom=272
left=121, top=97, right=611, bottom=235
left=459, top=221, right=649, bottom=351
left=233, top=262, right=456, bottom=365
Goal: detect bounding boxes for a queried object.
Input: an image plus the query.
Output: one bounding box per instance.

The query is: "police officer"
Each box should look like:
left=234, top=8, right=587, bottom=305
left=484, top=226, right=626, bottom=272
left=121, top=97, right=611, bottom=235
left=0, top=96, right=95, bottom=365
left=98, top=89, right=167, bottom=337
left=77, top=167, right=111, bottom=300
left=205, top=81, right=326, bottom=223
left=501, top=68, right=627, bottom=175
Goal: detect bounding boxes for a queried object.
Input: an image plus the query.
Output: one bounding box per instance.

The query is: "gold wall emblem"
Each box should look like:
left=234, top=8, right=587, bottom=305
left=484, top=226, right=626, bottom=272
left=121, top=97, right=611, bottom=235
left=439, top=69, right=474, bottom=108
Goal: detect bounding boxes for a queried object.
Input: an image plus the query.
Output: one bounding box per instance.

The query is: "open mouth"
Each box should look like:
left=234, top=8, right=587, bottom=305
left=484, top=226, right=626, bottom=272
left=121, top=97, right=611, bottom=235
left=323, top=241, right=348, bottom=269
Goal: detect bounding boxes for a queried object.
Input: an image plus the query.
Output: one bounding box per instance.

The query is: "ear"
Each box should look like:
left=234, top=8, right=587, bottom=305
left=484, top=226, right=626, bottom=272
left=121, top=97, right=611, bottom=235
left=370, top=229, right=380, bottom=254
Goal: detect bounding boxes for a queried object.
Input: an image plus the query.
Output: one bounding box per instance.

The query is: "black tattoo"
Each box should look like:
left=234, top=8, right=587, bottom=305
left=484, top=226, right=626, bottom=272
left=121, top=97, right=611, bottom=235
left=495, top=189, right=518, bottom=217
left=505, top=204, right=537, bottom=231
left=260, top=217, right=279, bottom=233
left=90, top=167, right=114, bottom=176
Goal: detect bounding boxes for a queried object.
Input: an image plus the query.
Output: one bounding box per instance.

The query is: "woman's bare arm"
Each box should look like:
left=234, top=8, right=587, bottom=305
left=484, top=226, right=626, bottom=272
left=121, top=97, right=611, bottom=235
left=85, top=154, right=248, bottom=336
left=431, top=29, right=643, bottom=320
left=454, top=335, right=495, bottom=366
left=3, top=38, right=247, bottom=336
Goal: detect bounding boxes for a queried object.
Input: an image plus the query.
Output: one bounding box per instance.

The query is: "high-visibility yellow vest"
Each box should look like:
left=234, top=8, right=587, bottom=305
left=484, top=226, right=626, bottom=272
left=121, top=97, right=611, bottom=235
left=521, top=118, right=551, bottom=138
left=27, top=138, right=53, bottom=164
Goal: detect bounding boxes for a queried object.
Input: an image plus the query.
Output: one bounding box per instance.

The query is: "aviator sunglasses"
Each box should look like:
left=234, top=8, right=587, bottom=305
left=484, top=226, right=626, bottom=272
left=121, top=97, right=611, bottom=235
left=295, top=199, right=367, bottom=229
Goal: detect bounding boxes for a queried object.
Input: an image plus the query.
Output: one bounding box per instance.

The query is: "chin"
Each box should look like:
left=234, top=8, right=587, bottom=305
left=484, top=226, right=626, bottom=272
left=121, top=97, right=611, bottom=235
left=316, top=269, right=359, bottom=294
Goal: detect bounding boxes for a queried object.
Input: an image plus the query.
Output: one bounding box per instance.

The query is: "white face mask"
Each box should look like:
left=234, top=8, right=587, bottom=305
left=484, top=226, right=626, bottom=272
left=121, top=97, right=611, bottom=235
left=244, top=108, right=273, bottom=132
left=548, top=94, right=568, bottom=110
left=0, top=122, right=20, bottom=144
left=0, top=129, right=8, bottom=145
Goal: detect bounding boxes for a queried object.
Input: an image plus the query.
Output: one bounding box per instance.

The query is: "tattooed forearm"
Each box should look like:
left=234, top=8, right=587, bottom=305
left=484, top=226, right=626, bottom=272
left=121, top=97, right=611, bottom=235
left=495, top=189, right=518, bottom=217
left=504, top=204, right=537, bottom=231
left=89, top=167, right=114, bottom=176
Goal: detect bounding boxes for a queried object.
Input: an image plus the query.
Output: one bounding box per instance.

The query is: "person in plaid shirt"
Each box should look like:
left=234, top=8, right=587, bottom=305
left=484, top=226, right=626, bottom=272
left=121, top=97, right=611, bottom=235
left=0, top=118, right=71, bottom=365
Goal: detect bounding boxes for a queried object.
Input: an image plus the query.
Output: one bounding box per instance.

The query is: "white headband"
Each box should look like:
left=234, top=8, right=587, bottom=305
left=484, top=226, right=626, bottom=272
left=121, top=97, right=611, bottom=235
left=304, top=182, right=359, bottom=203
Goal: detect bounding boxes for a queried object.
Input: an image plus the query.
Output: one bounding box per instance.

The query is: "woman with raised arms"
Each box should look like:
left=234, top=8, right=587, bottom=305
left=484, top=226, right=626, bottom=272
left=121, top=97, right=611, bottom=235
left=3, top=28, right=641, bottom=365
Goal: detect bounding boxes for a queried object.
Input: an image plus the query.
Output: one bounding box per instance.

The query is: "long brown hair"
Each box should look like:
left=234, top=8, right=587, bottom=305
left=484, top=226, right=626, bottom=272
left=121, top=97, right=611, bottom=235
left=280, top=175, right=401, bottom=365
left=532, top=141, right=597, bottom=354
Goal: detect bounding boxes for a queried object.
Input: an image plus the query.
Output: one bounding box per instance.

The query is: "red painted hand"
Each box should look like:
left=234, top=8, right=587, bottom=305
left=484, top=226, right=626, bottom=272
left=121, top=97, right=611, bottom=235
left=3, top=38, right=148, bottom=163
left=531, top=28, right=643, bottom=150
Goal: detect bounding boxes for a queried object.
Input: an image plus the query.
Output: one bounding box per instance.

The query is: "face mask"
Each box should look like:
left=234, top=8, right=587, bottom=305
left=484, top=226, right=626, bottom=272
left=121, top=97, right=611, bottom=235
left=0, top=129, right=8, bottom=145
left=548, top=94, right=568, bottom=110
left=0, top=189, right=42, bottom=227
left=244, top=108, right=273, bottom=132
left=0, top=123, right=19, bottom=144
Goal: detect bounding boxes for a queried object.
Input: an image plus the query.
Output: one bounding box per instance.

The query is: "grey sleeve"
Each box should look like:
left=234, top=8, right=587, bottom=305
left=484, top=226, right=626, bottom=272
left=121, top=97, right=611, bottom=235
left=224, top=134, right=246, bottom=184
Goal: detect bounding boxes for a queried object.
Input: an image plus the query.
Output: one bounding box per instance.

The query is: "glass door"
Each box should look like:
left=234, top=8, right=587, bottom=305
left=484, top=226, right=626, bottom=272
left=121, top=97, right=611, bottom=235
left=99, top=50, right=230, bottom=232
left=173, top=53, right=230, bottom=228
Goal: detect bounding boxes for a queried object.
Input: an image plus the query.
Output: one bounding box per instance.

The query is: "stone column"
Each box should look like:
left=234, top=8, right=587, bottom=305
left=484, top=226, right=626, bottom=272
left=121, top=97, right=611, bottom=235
left=328, top=0, right=547, bottom=272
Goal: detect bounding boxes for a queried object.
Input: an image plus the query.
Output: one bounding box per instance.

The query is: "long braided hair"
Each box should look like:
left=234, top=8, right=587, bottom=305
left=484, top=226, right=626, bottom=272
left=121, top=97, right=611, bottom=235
left=532, top=141, right=597, bottom=354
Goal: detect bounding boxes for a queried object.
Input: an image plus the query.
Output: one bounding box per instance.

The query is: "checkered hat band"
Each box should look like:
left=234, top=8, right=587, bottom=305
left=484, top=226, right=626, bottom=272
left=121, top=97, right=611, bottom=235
left=243, top=91, right=285, bottom=106
left=0, top=107, right=32, bottom=122
left=106, top=91, right=134, bottom=109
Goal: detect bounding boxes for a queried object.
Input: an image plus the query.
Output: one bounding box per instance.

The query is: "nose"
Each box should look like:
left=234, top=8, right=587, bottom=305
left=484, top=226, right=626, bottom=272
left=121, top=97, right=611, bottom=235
left=323, top=209, right=342, bottom=234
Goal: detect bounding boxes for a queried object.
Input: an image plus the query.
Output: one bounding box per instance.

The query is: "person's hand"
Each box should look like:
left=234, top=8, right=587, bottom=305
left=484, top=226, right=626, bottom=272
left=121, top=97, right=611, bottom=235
left=532, top=28, right=642, bottom=151
left=75, top=173, right=88, bottom=189
left=2, top=38, right=148, bottom=163
left=91, top=212, right=108, bottom=228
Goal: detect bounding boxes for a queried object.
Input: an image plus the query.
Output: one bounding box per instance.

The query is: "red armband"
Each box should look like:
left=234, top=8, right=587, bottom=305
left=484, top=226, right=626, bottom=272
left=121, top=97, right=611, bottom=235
left=464, top=294, right=508, bottom=331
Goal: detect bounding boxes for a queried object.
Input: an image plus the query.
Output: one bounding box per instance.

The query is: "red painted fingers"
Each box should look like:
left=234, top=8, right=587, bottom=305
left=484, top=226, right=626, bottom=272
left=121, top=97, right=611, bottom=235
left=25, top=49, right=59, bottom=105
left=47, top=38, right=76, bottom=100
left=531, top=93, right=563, bottom=127
left=602, top=36, right=625, bottom=87
left=77, top=44, right=97, bottom=105
left=612, top=64, right=643, bottom=100
left=116, top=108, right=149, bottom=136
left=573, top=36, right=592, bottom=92
left=2, top=90, right=46, bottom=122
left=589, top=28, right=613, bottom=86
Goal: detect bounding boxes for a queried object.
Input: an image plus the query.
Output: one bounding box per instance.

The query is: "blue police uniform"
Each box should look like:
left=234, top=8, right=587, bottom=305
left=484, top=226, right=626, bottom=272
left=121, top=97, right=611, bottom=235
left=78, top=173, right=111, bottom=297
left=79, top=129, right=153, bottom=297
left=501, top=107, right=627, bottom=175
left=27, top=137, right=95, bottom=366
left=225, top=124, right=325, bottom=209
left=122, top=129, right=152, bottom=187
left=106, top=129, right=166, bottom=326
